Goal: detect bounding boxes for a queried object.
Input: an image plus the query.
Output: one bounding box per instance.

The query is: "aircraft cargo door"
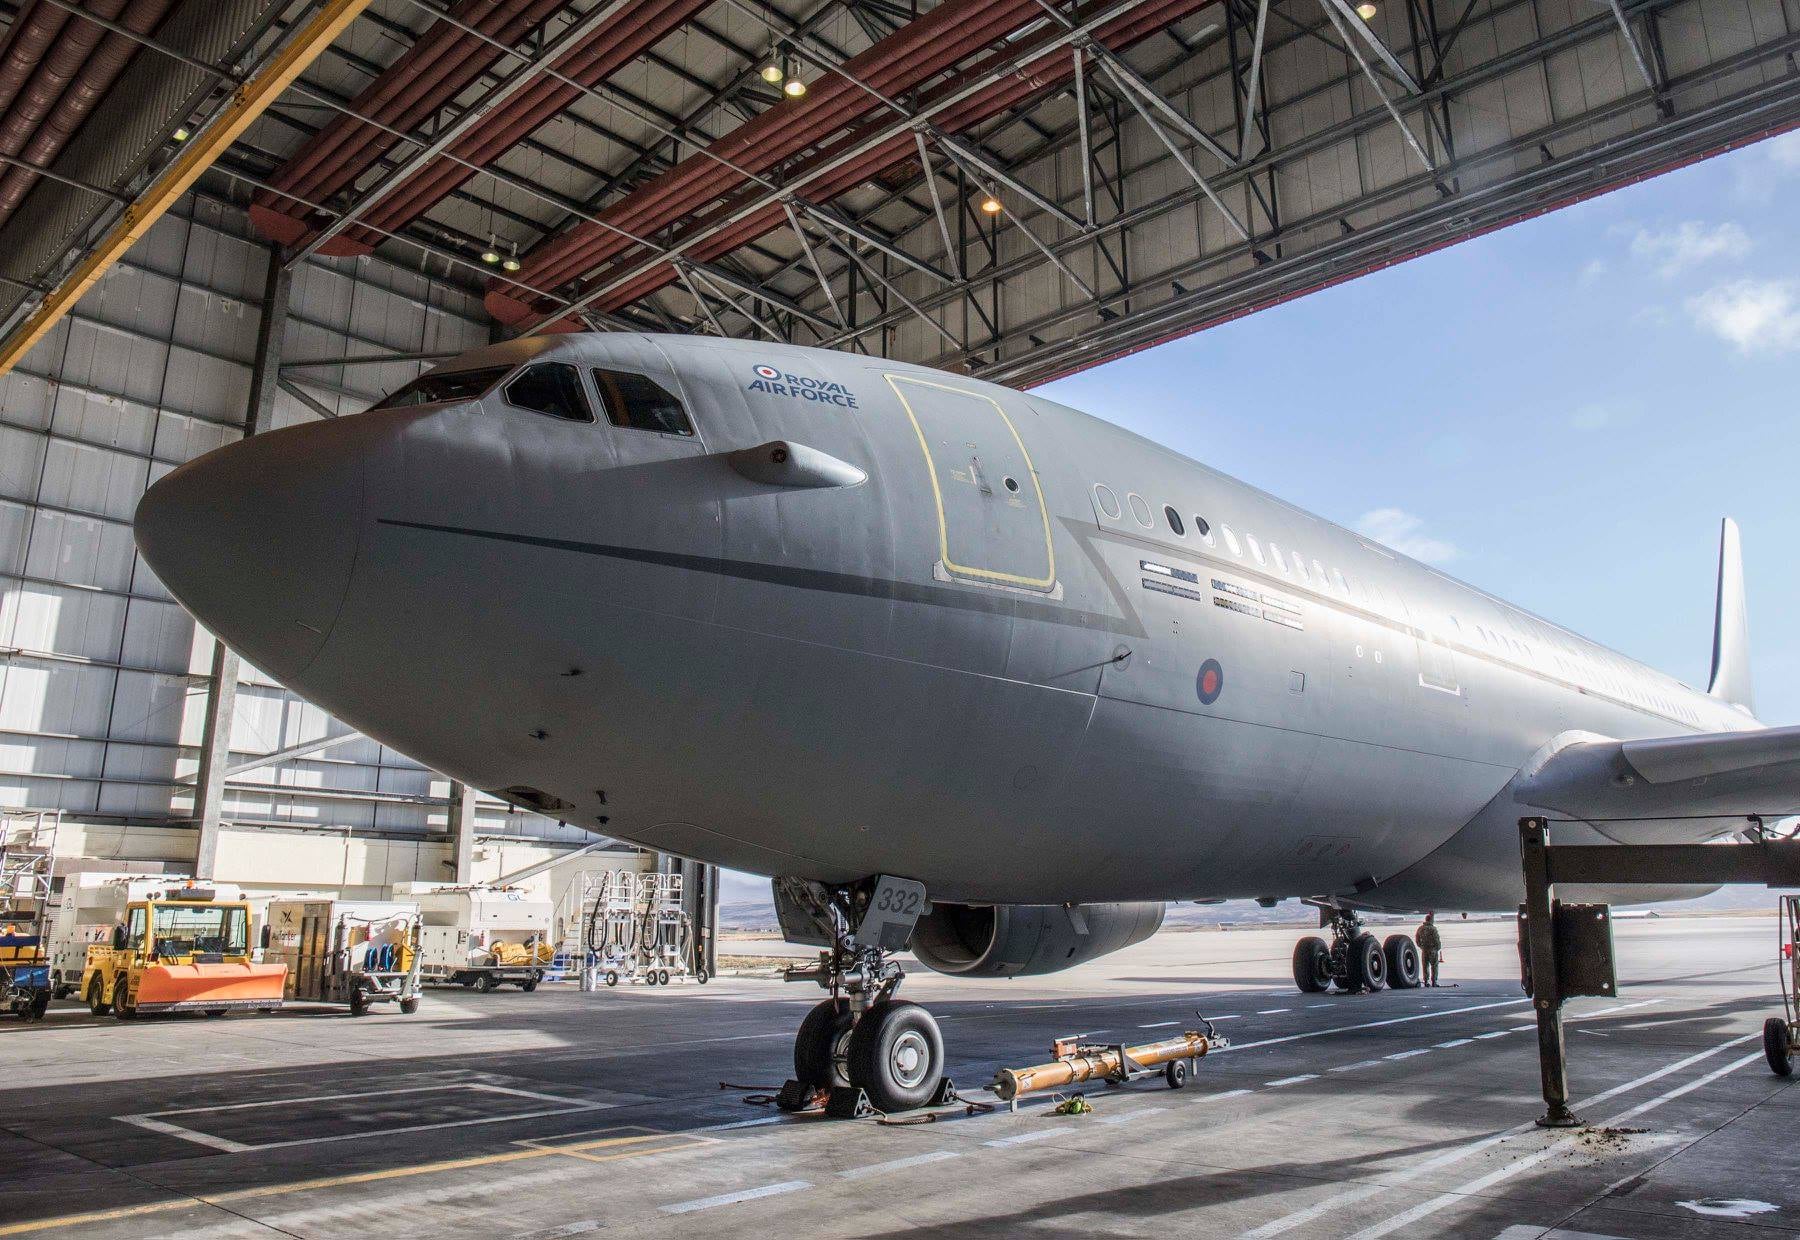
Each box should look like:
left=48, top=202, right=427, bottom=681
left=886, top=374, right=1056, bottom=594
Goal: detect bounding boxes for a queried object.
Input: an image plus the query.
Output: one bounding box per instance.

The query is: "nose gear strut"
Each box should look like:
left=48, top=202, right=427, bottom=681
left=772, top=876, right=959, bottom=1117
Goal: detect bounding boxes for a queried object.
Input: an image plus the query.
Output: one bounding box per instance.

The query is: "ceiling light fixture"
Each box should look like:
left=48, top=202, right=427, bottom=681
left=171, top=126, right=190, bottom=142
left=783, top=75, right=807, bottom=97
left=979, top=194, right=1003, bottom=215
left=1355, top=2, right=1378, bottom=18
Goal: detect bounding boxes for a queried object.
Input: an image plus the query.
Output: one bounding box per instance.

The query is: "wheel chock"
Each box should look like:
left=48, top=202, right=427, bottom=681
left=928, top=1076, right=961, bottom=1107
left=824, top=1086, right=876, bottom=1119
left=775, top=1080, right=826, bottom=1112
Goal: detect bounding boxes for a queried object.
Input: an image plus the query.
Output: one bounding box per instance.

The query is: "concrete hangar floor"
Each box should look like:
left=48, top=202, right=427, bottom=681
left=0, top=916, right=1792, bottom=1239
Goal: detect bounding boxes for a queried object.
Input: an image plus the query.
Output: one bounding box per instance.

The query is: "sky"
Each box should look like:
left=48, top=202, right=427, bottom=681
left=1042, top=131, right=1800, bottom=727
left=719, top=134, right=1800, bottom=909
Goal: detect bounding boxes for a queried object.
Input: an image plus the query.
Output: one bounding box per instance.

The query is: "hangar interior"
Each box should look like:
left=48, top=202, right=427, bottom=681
left=0, top=1, right=1793, bottom=953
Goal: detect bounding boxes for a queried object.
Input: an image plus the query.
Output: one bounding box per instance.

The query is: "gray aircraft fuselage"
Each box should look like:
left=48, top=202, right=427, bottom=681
left=135, top=333, right=1758, bottom=911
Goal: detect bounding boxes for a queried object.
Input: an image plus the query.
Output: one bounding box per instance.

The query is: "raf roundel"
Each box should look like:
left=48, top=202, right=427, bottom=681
left=1196, top=658, right=1225, bottom=705
left=754, top=364, right=780, bottom=380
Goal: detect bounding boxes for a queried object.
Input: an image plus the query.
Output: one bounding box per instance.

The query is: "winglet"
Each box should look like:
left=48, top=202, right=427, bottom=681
left=1707, top=517, right=1753, bottom=713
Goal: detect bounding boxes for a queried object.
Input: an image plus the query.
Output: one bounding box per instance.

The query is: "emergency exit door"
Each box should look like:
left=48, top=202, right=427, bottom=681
left=886, top=374, right=1056, bottom=592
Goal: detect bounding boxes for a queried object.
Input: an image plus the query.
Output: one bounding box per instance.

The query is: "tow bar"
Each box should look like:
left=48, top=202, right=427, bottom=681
left=993, top=1018, right=1229, bottom=1109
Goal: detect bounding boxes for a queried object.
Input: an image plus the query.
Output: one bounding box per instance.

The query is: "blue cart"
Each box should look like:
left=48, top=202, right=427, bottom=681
left=0, top=932, right=51, bottom=1021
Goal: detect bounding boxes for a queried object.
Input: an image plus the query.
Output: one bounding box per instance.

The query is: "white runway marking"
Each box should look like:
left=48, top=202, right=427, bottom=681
left=1201, top=1089, right=1253, bottom=1102
left=1475, top=1030, right=1513, bottom=1039
left=661, top=1181, right=812, bottom=1214
left=1329, top=1060, right=1384, bottom=1073
left=1258, top=1008, right=1291, bottom=1015
left=836, top=1151, right=962, bottom=1179
left=1239, top=1031, right=1759, bottom=1239
left=1384, top=1049, right=1430, bottom=1060
left=1265, top=1075, right=1319, bottom=1088
left=1220, top=997, right=1531, bottom=1055
left=693, top=1115, right=787, bottom=1133
left=1435, top=1039, right=1474, bottom=1049
left=1139, top=1020, right=1181, bottom=1028
left=1097, top=1107, right=1167, bottom=1126
left=1346, top=1049, right=1761, bottom=1239
left=983, top=1129, right=1063, bottom=1148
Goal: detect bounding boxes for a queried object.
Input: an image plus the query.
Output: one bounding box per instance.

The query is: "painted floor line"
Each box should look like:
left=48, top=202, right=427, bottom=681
left=1345, top=1048, right=1762, bottom=1240
left=1201, top=1089, right=1253, bottom=1102
left=983, top=1129, right=1063, bottom=1148
left=1329, top=1060, right=1384, bottom=1073
left=1219, top=997, right=1532, bottom=1055
left=836, top=1151, right=963, bottom=1179
left=1385, top=1049, right=1431, bottom=1060
left=1097, top=1107, right=1167, bottom=1126
left=1258, top=1008, right=1291, bottom=1015
left=1436, top=1039, right=1474, bottom=1049
left=661, top=1180, right=813, bottom=1215
left=1265, top=1074, right=1319, bottom=1088
left=1475, top=1030, right=1513, bottom=1039
left=1238, top=1030, right=1760, bottom=1240
left=1139, top=1020, right=1181, bottom=1028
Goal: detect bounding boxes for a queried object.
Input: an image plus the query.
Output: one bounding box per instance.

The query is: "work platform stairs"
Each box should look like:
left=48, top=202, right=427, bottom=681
left=0, top=809, right=60, bottom=931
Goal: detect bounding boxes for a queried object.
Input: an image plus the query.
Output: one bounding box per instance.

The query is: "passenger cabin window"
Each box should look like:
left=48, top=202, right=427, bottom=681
left=1194, top=516, right=1214, bottom=545
left=1221, top=525, right=1241, bottom=556
left=592, top=368, right=694, bottom=436
left=505, top=363, right=593, bottom=422
left=1094, top=484, right=1122, bottom=520
left=372, top=365, right=511, bottom=409
left=1164, top=506, right=1185, bottom=536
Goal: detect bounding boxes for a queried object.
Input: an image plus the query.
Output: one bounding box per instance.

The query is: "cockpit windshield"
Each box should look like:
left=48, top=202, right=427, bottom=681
left=151, top=904, right=249, bottom=957
left=371, top=365, right=512, bottom=410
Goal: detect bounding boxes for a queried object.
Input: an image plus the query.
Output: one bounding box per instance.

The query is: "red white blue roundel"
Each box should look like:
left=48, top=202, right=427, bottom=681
left=1196, top=658, right=1225, bottom=705
left=754, top=364, right=780, bottom=380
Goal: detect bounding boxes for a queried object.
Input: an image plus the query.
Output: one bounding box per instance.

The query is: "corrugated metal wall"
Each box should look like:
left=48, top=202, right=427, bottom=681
left=0, top=192, right=590, bottom=848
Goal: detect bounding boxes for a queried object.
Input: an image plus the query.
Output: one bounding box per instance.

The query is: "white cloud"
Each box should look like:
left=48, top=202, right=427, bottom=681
left=1354, top=508, right=1458, bottom=564
left=1628, top=221, right=1751, bottom=277
left=1687, top=279, right=1800, bottom=354
left=1768, top=131, right=1800, bottom=170
left=1578, top=258, right=1607, bottom=286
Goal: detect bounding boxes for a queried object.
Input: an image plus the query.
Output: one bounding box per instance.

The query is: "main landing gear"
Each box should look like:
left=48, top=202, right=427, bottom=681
left=1292, top=903, right=1421, bottom=995
left=773, top=875, right=959, bottom=1118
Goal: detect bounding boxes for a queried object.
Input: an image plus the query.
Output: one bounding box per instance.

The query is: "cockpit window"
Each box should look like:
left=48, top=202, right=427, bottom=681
left=504, top=362, right=594, bottom=422
left=371, top=365, right=510, bottom=409
left=592, top=368, right=693, bottom=437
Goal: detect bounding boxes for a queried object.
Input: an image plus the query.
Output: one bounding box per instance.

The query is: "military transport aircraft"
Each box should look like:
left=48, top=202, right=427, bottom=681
left=135, top=332, right=1798, bottom=1112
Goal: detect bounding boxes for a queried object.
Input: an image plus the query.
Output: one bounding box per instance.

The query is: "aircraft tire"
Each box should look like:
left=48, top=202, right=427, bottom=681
left=794, top=997, right=853, bottom=1087
left=1292, top=936, right=1331, bottom=993
left=846, top=1000, right=943, bottom=1113
left=1384, top=935, right=1422, bottom=989
left=1764, top=1017, right=1793, bottom=1077
left=1348, top=932, right=1387, bottom=992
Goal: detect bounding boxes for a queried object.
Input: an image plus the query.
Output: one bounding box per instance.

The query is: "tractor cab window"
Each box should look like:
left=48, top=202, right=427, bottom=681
left=372, top=365, right=511, bottom=409
left=152, top=904, right=248, bottom=957
left=124, top=906, right=146, bottom=951
left=505, top=362, right=594, bottom=422
left=592, top=368, right=694, bottom=436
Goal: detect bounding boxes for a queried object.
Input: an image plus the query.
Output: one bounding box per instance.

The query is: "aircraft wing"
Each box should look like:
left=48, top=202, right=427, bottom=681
left=1512, top=724, right=1800, bottom=829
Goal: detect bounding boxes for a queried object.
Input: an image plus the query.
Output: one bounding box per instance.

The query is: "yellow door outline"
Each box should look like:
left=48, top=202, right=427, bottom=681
left=885, top=373, right=1057, bottom=591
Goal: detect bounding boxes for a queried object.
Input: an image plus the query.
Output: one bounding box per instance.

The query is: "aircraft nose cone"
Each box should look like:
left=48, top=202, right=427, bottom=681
left=135, top=420, right=368, bottom=683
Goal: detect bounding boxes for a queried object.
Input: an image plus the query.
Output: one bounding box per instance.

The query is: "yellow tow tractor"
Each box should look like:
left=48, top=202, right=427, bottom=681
left=82, top=883, right=287, bottom=1019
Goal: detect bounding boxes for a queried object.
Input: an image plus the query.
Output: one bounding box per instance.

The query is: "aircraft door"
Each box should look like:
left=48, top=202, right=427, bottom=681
left=885, top=374, right=1056, bottom=594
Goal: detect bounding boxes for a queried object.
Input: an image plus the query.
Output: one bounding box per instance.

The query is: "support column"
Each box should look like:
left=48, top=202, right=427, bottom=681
left=191, top=247, right=291, bottom=879
left=659, top=854, right=718, bottom=976
left=448, top=782, right=478, bottom=883
left=1520, top=816, right=1578, bottom=1128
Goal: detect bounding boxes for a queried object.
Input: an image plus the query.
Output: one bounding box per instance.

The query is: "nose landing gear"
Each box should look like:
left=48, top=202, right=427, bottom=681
left=1292, top=902, right=1420, bottom=994
left=773, top=876, right=959, bottom=1117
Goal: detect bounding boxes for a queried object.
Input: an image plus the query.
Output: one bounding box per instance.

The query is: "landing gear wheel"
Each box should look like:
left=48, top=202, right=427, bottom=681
left=1164, top=1058, right=1190, bottom=1090
left=846, top=1000, right=944, bottom=1113
left=400, top=998, right=420, bottom=1015
left=1293, top=936, right=1331, bottom=993
left=1384, top=935, right=1422, bottom=989
left=86, top=976, right=109, bottom=1017
left=604, top=970, right=619, bottom=987
left=794, top=997, right=853, bottom=1088
left=1764, top=1017, right=1793, bottom=1077
left=1348, top=932, right=1387, bottom=992
left=476, top=973, right=497, bottom=993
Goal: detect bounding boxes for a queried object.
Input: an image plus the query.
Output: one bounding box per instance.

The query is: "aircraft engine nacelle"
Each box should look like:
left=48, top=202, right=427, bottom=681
left=908, top=901, right=1165, bottom=978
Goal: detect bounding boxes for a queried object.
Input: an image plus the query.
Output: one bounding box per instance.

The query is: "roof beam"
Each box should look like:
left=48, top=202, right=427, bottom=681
left=0, top=0, right=381, bottom=378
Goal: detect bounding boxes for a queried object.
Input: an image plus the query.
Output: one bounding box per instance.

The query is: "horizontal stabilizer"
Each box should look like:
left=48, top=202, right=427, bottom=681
left=1513, top=724, right=1800, bottom=832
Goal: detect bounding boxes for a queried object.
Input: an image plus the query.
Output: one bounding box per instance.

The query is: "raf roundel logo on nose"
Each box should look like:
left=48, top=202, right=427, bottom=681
left=1197, top=658, right=1225, bottom=705
left=754, top=364, right=780, bottom=380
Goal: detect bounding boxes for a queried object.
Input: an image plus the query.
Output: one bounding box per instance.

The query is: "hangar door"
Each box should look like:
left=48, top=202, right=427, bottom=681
left=886, top=374, right=1056, bottom=592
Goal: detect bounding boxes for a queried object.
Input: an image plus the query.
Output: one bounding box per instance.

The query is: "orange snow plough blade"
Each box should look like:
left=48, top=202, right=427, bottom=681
left=134, top=962, right=288, bottom=1013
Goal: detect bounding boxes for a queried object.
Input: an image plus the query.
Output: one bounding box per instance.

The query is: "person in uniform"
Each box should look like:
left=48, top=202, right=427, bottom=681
left=1416, top=911, right=1443, bottom=986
